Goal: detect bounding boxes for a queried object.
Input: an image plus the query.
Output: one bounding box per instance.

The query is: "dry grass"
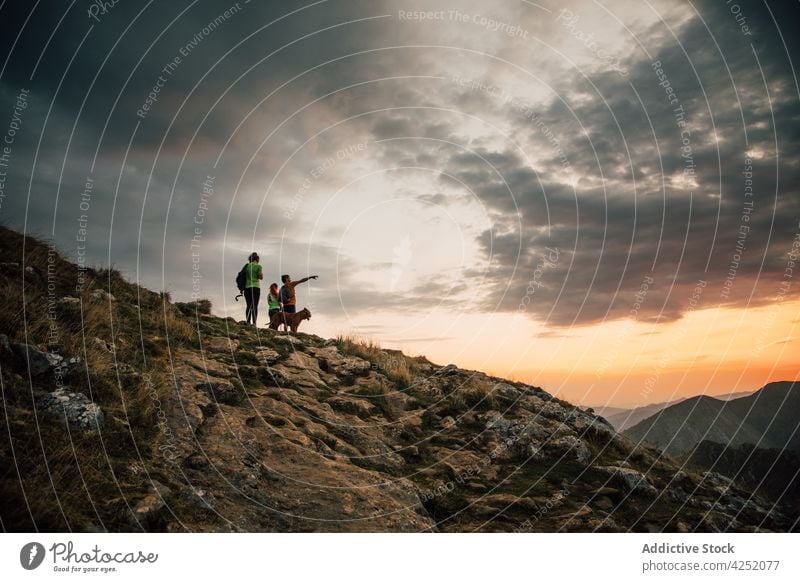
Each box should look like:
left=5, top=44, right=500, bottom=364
left=444, top=381, right=499, bottom=413
left=0, top=226, right=185, bottom=531
left=335, top=334, right=412, bottom=388
left=352, top=381, right=397, bottom=419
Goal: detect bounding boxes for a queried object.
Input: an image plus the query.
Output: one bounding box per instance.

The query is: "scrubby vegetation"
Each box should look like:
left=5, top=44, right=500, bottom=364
left=0, top=226, right=197, bottom=530
left=335, top=334, right=413, bottom=389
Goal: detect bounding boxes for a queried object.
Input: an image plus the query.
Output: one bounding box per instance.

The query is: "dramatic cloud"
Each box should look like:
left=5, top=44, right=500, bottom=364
left=0, top=0, right=797, bottom=334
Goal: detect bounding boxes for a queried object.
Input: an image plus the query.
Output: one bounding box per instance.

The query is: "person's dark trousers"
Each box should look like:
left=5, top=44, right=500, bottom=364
left=244, top=287, right=261, bottom=325
left=283, top=304, right=296, bottom=314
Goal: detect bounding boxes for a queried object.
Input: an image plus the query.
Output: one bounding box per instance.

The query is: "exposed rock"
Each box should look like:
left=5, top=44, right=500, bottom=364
left=440, top=364, right=459, bottom=376
left=90, top=289, right=115, bottom=302
left=492, top=382, right=524, bottom=401
left=37, top=388, right=104, bottom=430
left=271, top=334, right=304, bottom=345
left=546, top=435, right=592, bottom=464
left=539, top=402, right=569, bottom=422
left=702, top=471, right=734, bottom=490
left=184, top=452, right=210, bottom=470
left=326, top=395, right=379, bottom=419
left=440, top=416, right=456, bottom=430
left=12, top=343, right=55, bottom=376
left=484, top=410, right=513, bottom=433
left=132, top=480, right=172, bottom=526
left=165, top=361, right=214, bottom=458
left=93, top=337, right=115, bottom=353
left=9, top=342, right=82, bottom=378
left=112, top=361, right=137, bottom=375
left=196, top=379, right=243, bottom=405
left=597, top=466, right=658, bottom=497
left=182, top=351, right=231, bottom=378
left=203, top=336, right=240, bottom=353
left=307, top=346, right=371, bottom=377
left=410, top=377, right=443, bottom=399
left=181, top=486, right=215, bottom=510
left=571, top=412, right=617, bottom=440
left=255, top=347, right=281, bottom=365
left=59, top=296, right=81, bottom=306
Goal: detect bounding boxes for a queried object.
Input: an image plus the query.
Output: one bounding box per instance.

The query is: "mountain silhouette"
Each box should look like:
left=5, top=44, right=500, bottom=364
left=623, top=382, right=800, bottom=456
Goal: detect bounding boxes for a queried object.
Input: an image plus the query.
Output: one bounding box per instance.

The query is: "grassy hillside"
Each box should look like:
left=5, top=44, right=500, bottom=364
left=0, top=225, right=195, bottom=530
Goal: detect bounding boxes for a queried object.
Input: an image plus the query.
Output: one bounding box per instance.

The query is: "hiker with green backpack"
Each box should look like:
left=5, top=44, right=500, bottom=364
left=237, top=252, right=263, bottom=326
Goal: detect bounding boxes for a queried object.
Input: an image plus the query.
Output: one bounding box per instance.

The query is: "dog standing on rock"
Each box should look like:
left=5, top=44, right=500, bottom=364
left=269, top=308, right=311, bottom=332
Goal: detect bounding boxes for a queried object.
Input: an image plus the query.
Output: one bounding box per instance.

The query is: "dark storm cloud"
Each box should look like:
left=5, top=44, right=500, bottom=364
left=434, top=0, right=800, bottom=326
left=0, top=0, right=399, bottom=299
left=0, top=0, right=797, bottom=332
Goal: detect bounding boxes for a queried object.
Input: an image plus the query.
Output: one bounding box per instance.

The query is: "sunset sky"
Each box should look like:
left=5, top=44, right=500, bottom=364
left=0, top=0, right=797, bottom=407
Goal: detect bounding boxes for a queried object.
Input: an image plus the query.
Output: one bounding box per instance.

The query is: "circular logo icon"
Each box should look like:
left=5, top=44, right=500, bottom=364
left=20, top=542, right=46, bottom=570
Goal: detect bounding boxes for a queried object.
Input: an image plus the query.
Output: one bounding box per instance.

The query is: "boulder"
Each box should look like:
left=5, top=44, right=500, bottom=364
left=203, top=336, right=240, bottom=353
left=307, top=346, right=372, bottom=377
left=37, top=388, right=104, bottom=430
left=440, top=416, right=457, bottom=430
left=93, top=337, right=115, bottom=353
left=196, top=379, right=243, bottom=405
left=597, top=466, right=658, bottom=497
left=10, top=343, right=80, bottom=377
left=483, top=410, right=513, bottom=433
left=545, top=435, right=592, bottom=464
left=271, top=334, right=303, bottom=345
left=326, top=396, right=379, bottom=419
left=90, top=289, right=115, bottom=302
left=12, top=343, right=55, bottom=376
left=132, top=480, right=172, bottom=526
left=255, top=347, right=281, bottom=365
left=570, top=412, right=617, bottom=439
left=492, top=382, right=524, bottom=401
left=539, top=402, right=568, bottom=422
left=440, top=364, right=459, bottom=376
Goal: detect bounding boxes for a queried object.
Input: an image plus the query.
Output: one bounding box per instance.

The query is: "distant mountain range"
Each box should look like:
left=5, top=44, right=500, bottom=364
left=622, top=381, right=800, bottom=456
left=587, top=390, right=755, bottom=432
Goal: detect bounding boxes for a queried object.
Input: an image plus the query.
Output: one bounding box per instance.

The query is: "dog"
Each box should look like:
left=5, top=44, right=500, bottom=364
left=268, top=308, right=311, bottom=332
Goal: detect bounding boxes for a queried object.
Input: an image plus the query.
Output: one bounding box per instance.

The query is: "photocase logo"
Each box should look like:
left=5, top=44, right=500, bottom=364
left=20, top=542, right=46, bottom=570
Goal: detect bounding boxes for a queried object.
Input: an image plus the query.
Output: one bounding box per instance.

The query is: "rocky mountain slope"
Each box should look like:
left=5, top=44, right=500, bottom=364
left=0, top=226, right=794, bottom=532
left=623, top=382, right=800, bottom=456
left=682, top=441, right=800, bottom=522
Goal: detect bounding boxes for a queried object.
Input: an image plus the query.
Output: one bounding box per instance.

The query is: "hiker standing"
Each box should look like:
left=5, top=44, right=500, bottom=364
left=244, top=252, right=263, bottom=325
left=280, top=273, right=317, bottom=314
left=267, top=283, right=281, bottom=318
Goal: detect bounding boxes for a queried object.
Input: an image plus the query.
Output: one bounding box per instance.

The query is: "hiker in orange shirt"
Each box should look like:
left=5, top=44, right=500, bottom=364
left=279, top=273, right=317, bottom=314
